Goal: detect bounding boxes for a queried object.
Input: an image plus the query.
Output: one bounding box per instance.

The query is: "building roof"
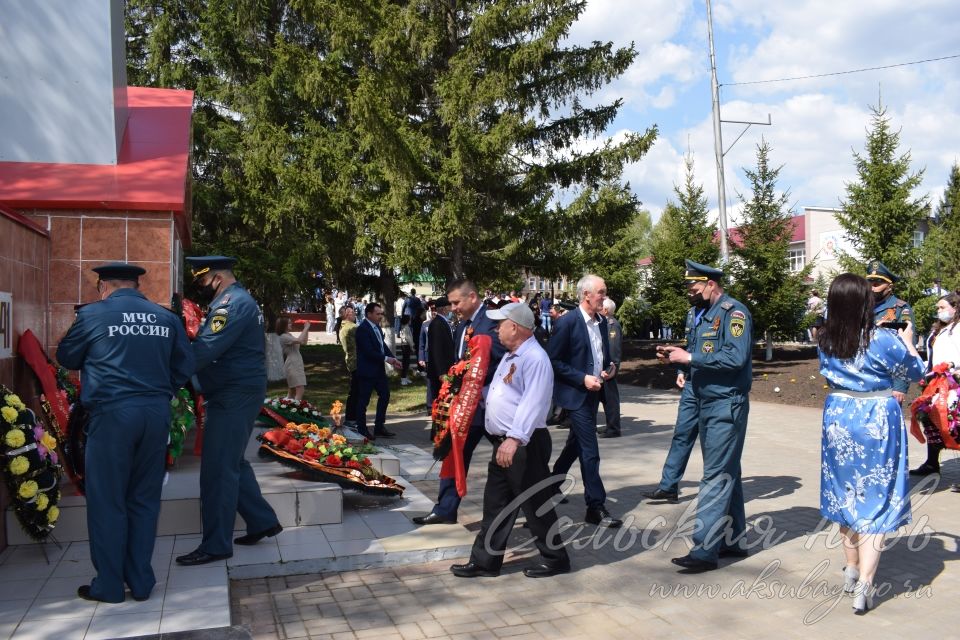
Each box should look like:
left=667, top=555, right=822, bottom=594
left=0, top=87, right=193, bottom=213
left=727, top=213, right=805, bottom=245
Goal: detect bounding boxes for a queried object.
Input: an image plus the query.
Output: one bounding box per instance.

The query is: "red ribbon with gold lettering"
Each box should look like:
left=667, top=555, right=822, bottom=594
left=440, top=333, right=492, bottom=497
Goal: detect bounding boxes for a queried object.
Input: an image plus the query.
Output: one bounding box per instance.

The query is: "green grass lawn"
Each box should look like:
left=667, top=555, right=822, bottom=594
left=267, top=344, right=429, bottom=414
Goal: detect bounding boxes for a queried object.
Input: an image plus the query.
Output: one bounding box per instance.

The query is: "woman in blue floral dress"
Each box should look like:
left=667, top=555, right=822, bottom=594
left=818, top=274, right=925, bottom=614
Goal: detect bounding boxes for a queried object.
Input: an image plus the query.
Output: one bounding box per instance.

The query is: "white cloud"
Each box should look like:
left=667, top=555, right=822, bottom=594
left=570, top=0, right=960, bottom=220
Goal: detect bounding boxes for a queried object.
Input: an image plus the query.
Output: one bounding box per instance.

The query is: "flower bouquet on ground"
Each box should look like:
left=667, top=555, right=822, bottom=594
left=257, top=396, right=331, bottom=429
left=1, top=386, right=62, bottom=540
left=911, top=362, right=960, bottom=449
left=257, top=422, right=403, bottom=496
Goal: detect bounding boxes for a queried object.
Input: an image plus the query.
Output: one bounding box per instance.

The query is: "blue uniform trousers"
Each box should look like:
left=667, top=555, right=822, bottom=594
left=552, top=392, right=607, bottom=509
left=86, top=397, right=170, bottom=602
left=199, top=388, right=278, bottom=556
left=689, top=394, right=749, bottom=562
left=657, top=387, right=699, bottom=493
left=433, top=416, right=488, bottom=520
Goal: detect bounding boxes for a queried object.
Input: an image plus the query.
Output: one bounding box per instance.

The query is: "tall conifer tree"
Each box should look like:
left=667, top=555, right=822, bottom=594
left=728, top=140, right=810, bottom=360
left=836, top=103, right=928, bottom=299
left=645, top=156, right=719, bottom=333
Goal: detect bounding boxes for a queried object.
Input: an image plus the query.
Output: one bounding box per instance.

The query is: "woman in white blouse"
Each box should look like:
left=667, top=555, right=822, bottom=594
left=911, top=292, right=960, bottom=476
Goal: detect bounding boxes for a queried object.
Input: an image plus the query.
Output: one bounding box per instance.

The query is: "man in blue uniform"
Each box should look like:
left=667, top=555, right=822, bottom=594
left=644, top=263, right=708, bottom=504
left=865, top=260, right=914, bottom=403
left=658, top=260, right=752, bottom=573
left=57, top=262, right=193, bottom=603
left=176, top=256, right=283, bottom=566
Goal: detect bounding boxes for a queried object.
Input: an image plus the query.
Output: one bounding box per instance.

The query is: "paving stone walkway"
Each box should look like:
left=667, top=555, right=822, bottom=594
left=231, top=386, right=960, bottom=639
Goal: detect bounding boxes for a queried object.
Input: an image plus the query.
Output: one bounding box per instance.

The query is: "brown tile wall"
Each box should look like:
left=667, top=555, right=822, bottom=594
left=0, top=214, right=50, bottom=552
left=26, top=211, right=176, bottom=353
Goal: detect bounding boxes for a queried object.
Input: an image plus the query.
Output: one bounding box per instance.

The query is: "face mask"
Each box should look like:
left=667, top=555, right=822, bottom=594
left=194, top=278, right=220, bottom=306
left=938, top=310, right=954, bottom=323
left=688, top=290, right=709, bottom=309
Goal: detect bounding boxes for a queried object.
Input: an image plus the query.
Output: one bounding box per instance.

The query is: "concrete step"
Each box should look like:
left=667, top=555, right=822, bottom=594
left=5, top=428, right=403, bottom=546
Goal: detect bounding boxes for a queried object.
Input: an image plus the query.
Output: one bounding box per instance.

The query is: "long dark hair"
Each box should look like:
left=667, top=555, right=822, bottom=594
left=930, top=291, right=960, bottom=343
left=818, top=273, right=875, bottom=359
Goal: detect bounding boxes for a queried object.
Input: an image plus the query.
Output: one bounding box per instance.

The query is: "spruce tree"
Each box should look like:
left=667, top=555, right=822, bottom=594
left=836, top=103, right=928, bottom=300
left=920, top=163, right=960, bottom=291
left=645, top=156, right=719, bottom=333
left=125, top=0, right=656, bottom=310
left=728, top=140, right=811, bottom=360
left=351, top=0, right=657, bottom=285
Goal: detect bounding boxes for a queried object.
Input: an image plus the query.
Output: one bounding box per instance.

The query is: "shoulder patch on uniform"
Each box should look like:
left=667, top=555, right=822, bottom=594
left=730, top=315, right=746, bottom=337
left=702, top=341, right=715, bottom=353
left=609, top=329, right=618, bottom=339
left=213, top=307, right=229, bottom=315
left=720, top=301, right=733, bottom=310
left=210, top=314, right=228, bottom=333
left=731, top=310, right=746, bottom=320
left=219, top=294, right=232, bottom=305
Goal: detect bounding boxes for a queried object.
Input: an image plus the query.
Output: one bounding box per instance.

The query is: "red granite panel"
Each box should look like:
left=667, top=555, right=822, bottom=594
left=81, top=217, right=127, bottom=262
left=127, top=218, right=172, bottom=263
left=49, top=260, right=81, bottom=305
left=50, top=304, right=80, bottom=353
left=79, top=262, right=101, bottom=303
left=138, top=265, right=171, bottom=305
left=50, top=216, right=82, bottom=261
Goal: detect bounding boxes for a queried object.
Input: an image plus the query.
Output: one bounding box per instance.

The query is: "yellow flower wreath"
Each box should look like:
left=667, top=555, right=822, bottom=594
left=4, top=429, right=25, bottom=448
left=1, top=406, right=18, bottom=424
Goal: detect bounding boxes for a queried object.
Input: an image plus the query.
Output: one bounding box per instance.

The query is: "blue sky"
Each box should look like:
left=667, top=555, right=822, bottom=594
left=565, top=0, right=960, bottom=224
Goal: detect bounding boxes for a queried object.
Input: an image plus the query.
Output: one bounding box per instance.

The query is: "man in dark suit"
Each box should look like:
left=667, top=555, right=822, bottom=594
left=550, top=274, right=623, bottom=528
left=425, top=296, right=455, bottom=413
left=355, top=302, right=402, bottom=439
left=598, top=298, right=622, bottom=438
left=414, top=279, right=506, bottom=525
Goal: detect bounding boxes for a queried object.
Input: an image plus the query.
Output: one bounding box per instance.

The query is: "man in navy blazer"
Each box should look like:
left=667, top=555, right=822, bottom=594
left=355, top=302, right=402, bottom=439
left=414, top=279, right=506, bottom=525
left=549, top=274, right=623, bottom=528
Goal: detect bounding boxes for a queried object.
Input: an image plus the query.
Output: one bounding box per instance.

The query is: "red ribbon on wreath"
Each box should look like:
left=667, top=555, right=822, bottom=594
left=439, top=333, right=492, bottom=497
left=910, top=362, right=960, bottom=450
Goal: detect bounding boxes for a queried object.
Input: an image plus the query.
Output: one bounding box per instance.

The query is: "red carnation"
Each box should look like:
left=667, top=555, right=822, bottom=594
left=284, top=440, right=303, bottom=454
left=346, top=460, right=362, bottom=470
left=325, top=454, right=342, bottom=466
left=361, top=457, right=371, bottom=466
left=303, top=448, right=320, bottom=460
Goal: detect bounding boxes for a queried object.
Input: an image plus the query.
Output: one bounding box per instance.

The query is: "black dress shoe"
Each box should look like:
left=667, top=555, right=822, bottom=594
left=374, top=429, right=396, bottom=438
left=132, top=593, right=150, bottom=602
left=598, top=431, right=621, bottom=439
left=642, top=488, right=679, bottom=504
left=234, top=523, right=283, bottom=545
left=909, top=461, right=940, bottom=476
left=585, top=506, right=623, bottom=528
left=412, top=512, right=457, bottom=525
left=175, top=549, right=232, bottom=566
left=523, top=562, right=571, bottom=578
left=450, top=562, right=499, bottom=578
left=77, top=585, right=118, bottom=603
left=671, top=554, right=718, bottom=573
left=718, top=546, right=749, bottom=558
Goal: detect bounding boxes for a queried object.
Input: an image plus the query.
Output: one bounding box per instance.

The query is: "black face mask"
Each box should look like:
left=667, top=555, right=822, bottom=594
left=688, top=290, right=710, bottom=309
left=193, top=278, right=220, bottom=307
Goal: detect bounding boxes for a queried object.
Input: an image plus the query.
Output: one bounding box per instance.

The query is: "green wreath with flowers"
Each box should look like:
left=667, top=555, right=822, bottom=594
left=1, top=386, right=62, bottom=540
